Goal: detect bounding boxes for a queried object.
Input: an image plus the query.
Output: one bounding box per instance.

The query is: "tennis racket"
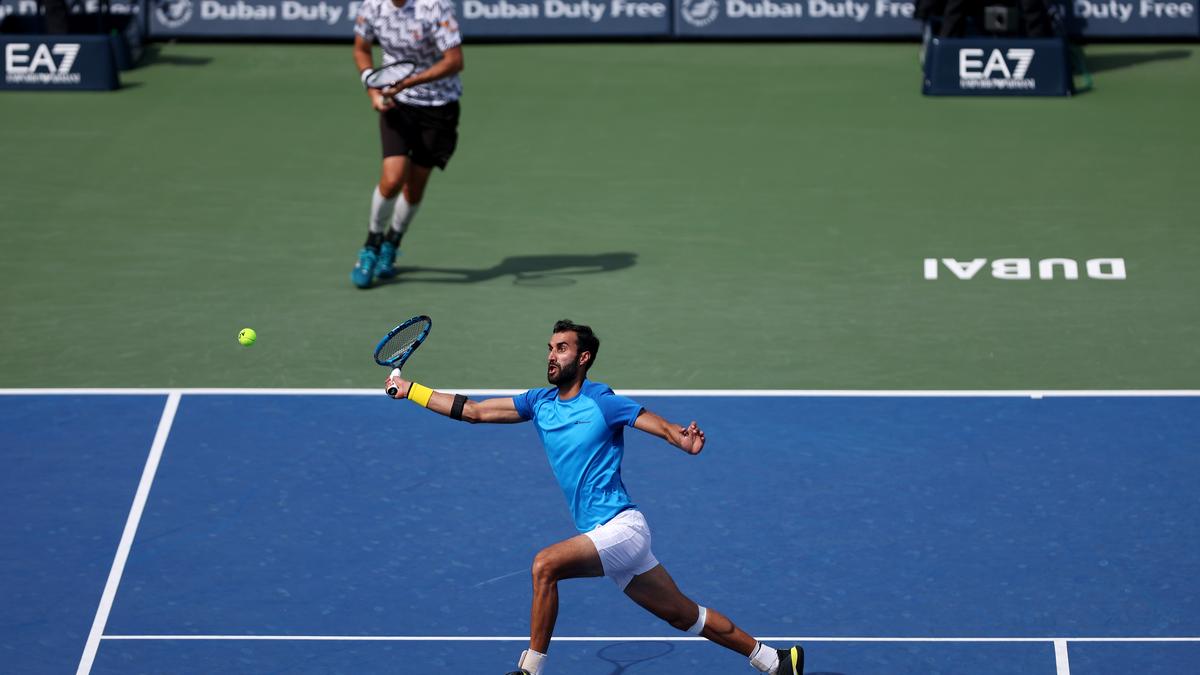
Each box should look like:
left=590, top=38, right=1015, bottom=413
left=374, top=315, right=432, bottom=397
left=363, top=60, right=416, bottom=90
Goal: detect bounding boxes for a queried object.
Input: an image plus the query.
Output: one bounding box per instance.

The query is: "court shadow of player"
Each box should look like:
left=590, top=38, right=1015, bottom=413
left=141, top=43, right=214, bottom=68
left=1083, top=49, right=1192, bottom=74
left=384, top=252, right=637, bottom=287
left=595, top=640, right=675, bottom=674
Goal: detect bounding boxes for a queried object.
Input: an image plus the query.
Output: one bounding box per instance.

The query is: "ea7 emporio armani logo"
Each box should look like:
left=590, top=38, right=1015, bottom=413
left=4, top=43, right=81, bottom=84
left=155, top=0, right=193, bottom=28
left=681, top=0, right=720, bottom=26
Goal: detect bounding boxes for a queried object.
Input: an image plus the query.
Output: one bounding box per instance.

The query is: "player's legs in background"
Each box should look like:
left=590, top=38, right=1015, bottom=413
left=516, top=535, right=605, bottom=674
left=379, top=155, right=408, bottom=198
left=623, top=565, right=803, bottom=674
left=376, top=161, right=432, bottom=279
left=352, top=155, right=408, bottom=288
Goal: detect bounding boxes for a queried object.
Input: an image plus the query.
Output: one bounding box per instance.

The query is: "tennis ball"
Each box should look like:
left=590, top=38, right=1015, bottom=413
left=237, top=328, right=257, bottom=347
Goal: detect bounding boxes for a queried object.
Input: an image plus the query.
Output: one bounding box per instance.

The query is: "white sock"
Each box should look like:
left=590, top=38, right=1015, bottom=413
left=749, top=641, right=779, bottom=673
left=369, top=186, right=396, bottom=235
left=390, top=195, right=419, bottom=238
left=518, top=648, right=547, bottom=675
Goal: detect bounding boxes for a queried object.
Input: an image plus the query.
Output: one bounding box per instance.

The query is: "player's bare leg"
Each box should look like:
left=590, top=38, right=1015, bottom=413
left=529, top=535, right=605, bottom=653
left=375, top=157, right=426, bottom=280
left=378, top=155, right=408, bottom=199
left=509, top=535, right=604, bottom=674
left=402, top=162, right=432, bottom=206
left=623, top=565, right=804, bottom=673
left=353, top=155, right=410, bottom=288
left=623, top=564, right=756, bottom=654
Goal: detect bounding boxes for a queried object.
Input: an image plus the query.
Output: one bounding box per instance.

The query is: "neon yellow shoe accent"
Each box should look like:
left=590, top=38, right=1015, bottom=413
left=789, top=646, right=801, bottom=674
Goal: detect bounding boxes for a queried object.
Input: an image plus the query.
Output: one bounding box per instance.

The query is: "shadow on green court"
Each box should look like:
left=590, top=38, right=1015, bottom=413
left=386, top=251, right=637, bottom=286
left=1084, top=48, right=1192, bottom=73
left=141, top=43, right=214, bottom=68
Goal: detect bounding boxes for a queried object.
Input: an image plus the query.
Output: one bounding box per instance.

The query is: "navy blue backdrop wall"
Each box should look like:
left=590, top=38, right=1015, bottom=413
left=0, top=0, right=1196, bottom=40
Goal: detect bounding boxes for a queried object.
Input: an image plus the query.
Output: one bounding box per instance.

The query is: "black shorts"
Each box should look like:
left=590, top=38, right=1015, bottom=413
left=379, top=100, right=460, bottom=170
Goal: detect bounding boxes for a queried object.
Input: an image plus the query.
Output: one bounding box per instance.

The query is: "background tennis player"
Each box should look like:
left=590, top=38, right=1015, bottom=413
left=350, top=0, right=464, bottom=289
left=385, top=320, right=805, bottom=675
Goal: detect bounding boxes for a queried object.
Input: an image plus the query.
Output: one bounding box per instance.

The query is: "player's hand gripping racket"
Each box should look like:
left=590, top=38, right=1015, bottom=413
left=363, top=61, right=416, bottom=90
left=374, top=315, right=432, bottom=397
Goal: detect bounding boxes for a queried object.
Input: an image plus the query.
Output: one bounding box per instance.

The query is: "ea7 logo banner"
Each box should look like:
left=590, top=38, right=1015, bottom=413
left=923, top=36, right=1072, bottom=96
left=958, top=48, right=1036, bottom=89
left=0, top=36, right=119, bottom=90
left=4, top=42, right=81, bottom=84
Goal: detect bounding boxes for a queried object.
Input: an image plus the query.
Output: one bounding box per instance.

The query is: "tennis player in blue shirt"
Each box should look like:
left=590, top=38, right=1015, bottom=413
left=386, top=320, right=804, bottom=675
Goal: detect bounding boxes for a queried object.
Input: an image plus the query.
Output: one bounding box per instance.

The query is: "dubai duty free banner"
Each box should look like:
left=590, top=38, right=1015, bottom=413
left=145, top=0, right=670, bottom=37
left=1052, top=0, right=1198, bottom=36
left=674, top=0, right=923, bottom=37
left=672, top=0, right=1197, bottom=36
left=457, top=0, right=670, bottom=37
left=92, top=0, right=1198, bottom=38
left=149, top=0, right=357, bottom=37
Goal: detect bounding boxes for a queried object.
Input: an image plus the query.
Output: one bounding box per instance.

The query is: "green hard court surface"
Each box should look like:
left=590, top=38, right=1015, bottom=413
left=0, top=43, right=1197, bottom=390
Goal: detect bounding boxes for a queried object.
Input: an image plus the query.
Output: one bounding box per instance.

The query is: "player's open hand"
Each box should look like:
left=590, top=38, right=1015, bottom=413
left=678, top=421, right=705, bottom=455
left=385, top=373, right=412, bottom=399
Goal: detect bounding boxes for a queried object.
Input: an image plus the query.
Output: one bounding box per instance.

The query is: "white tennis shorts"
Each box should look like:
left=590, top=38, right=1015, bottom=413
left=584, top=509, right=660, bottom=590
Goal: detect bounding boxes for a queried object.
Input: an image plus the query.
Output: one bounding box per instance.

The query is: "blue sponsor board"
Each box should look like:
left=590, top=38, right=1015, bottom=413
left=3, top=0, right=1190, bottom=38
left=1, top=34, right=119, bottom=89
left=1054, top=0, right=1199, bottom=36
left=148, top=0, right=358, bottom=37
left=146, top=0, right=670, bottom=37
left=0, top=0, right=142, bottom=25
left=923, top=36, right=1072, bottom=96
left=673, top=0, right=1198, bottom=37
left=459, top=0, right=670, bottom=37
left=675, top=0, right=923, bottom=36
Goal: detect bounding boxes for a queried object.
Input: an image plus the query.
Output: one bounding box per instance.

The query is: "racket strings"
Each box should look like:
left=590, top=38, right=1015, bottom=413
left=381, top=321, right=428, bottom=363
left=365, top=63, right=415, bottom=89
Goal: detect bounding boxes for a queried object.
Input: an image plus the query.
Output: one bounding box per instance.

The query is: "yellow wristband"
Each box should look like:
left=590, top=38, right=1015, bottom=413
left=408, top=382, right=434, bottom=408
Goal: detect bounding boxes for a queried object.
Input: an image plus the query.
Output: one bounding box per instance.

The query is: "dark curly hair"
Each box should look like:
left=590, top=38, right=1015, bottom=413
left=553, top=319, right=599, bottom=372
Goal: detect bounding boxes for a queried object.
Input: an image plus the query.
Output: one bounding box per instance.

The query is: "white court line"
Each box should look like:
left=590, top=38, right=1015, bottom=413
left=2, top=388, right=1199, bottom=397
left=100, top=635, right=1200, bottom=643
left=1056, top=639, right=1071, bottom=675
left=77, top=393, right=181, bottom=675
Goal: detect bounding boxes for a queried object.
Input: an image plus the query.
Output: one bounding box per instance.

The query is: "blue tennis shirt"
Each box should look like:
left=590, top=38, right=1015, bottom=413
left=513, top=380, right=644, bottom=533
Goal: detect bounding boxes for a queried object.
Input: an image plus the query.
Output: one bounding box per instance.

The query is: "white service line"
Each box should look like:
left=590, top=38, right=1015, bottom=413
left=77, top=392, right=181, bottom=675
left=1055, top=639, right=1071, bottom=675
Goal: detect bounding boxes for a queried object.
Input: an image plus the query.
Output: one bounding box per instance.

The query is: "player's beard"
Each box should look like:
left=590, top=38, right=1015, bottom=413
left=547, top=359, right=579, bottom=386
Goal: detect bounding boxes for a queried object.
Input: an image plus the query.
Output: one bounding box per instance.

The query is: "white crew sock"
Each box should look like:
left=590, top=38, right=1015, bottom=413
left=749, top=641, right=779, bottom=673
left=518, top=648, right=547, bottom=675
left=369, top=186, right=396, bottom=235
left=389, top=194, right=419, bottom=239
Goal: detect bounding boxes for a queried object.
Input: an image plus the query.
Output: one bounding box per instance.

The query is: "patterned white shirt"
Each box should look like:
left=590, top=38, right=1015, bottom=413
left=355, top=0, right=463, bottom=107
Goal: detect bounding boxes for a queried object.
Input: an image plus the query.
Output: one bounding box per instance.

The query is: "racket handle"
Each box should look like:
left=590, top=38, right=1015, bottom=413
left=386, top=367, right=401, bottom=397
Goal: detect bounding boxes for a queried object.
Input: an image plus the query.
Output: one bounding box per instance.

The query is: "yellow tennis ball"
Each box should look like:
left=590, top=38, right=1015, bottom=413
left=237, top=328, right=257, bottom=346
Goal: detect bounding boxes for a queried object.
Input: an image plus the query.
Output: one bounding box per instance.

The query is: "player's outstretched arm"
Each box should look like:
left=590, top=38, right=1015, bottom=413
left=385, top=373, right=524, bottom=424
left=633, top=410, right=705, bottom=455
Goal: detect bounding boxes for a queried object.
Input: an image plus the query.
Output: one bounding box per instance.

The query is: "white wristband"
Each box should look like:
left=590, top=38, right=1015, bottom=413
left=360, top=68, right=372, bottom=87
